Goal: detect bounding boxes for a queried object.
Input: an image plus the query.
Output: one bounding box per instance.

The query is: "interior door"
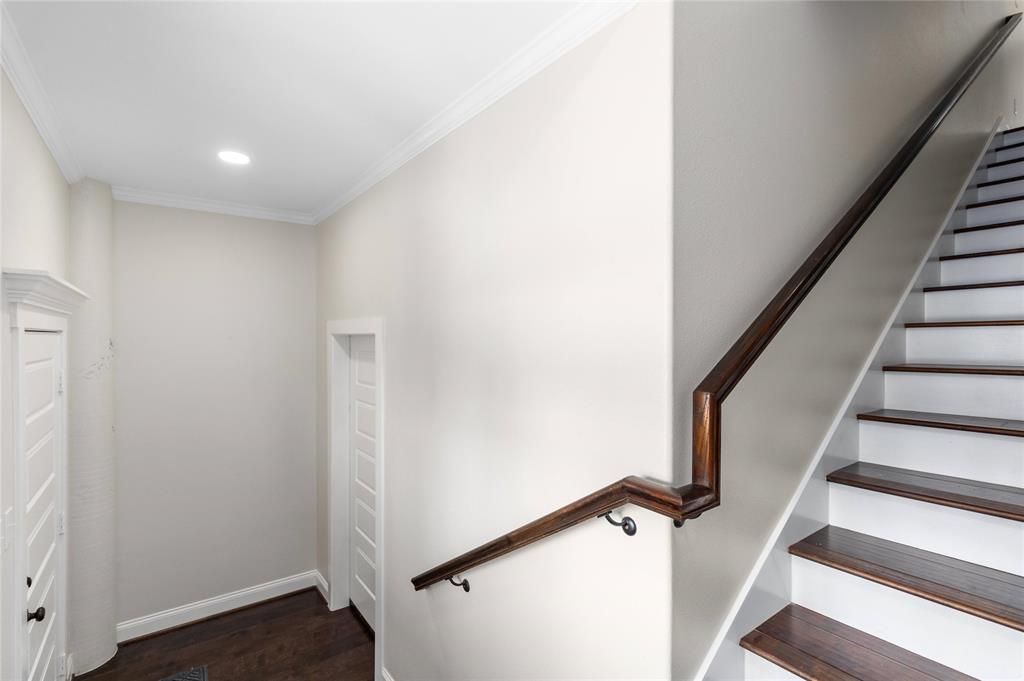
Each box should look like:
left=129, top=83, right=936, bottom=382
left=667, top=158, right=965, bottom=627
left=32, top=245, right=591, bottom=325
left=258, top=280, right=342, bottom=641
left=349, top=335, right=377, bottom=629
left=20, top=331, right=62, bottom=681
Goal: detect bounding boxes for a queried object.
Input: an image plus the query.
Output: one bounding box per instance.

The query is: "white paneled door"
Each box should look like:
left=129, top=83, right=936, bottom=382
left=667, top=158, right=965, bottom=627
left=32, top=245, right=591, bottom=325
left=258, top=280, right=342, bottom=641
left=21, top=331, right=64, bottom=681
left=349, top=335, right=377, bottom=630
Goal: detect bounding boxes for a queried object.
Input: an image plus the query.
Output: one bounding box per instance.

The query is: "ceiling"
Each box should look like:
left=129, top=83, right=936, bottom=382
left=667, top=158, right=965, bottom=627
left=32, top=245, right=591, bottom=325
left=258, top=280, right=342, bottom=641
left=3, top=1, right=629, bottom=224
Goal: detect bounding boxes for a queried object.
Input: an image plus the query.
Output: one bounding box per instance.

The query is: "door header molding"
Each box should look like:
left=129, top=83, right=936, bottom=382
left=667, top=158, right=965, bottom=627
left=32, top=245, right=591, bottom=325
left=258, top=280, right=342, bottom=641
left=3, top=268, right=89, bottom=321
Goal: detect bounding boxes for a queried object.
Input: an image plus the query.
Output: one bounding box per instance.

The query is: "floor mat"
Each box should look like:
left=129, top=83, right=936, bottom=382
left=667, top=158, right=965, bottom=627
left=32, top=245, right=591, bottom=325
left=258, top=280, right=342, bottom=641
left=160, top=667, right=208, bottom=681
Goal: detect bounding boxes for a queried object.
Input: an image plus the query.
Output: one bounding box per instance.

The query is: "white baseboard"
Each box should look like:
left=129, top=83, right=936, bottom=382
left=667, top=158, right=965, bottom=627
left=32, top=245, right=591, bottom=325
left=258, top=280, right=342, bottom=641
left=315, top=570, right=329, bottom=604
left=116, top=570, right=320, bottom=642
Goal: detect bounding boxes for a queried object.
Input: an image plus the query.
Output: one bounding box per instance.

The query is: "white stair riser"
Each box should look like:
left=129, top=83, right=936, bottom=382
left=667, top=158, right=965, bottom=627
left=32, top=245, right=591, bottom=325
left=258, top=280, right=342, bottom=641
left=792, top=557, right=1023, bottom=679
left=744, top=652, right=802, bottom=680
left=829, top=485, right=1023, bottom=574
left=995, top=145, right=1024, bottom=163
left=884, top=372, right=1024, bottom=420
left=966, top=199, right=1024, bottom=226
left=859, top=421, right=1024, bottom=487
left=955, top=225, right=1024, bottom=252
left=982, top=158, right=1024, bottom=182
left=925, top=285, right=1024, bottom=321
left=978, top=179, right=1024, bottom=203
left=1002, top=130, right=1024, bottom=146
left=941, top=252, right=1024, bottom=285
left=906, top=326, right=1024, bottom=364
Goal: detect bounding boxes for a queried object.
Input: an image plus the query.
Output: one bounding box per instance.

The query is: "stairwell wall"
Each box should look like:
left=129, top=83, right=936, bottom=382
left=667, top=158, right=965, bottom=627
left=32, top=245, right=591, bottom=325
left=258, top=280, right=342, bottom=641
left=0, top=67, right=72, bottom=679
left=671, top=2, right=1024, bottom=678
left=316, top=3, right=674, bottom=678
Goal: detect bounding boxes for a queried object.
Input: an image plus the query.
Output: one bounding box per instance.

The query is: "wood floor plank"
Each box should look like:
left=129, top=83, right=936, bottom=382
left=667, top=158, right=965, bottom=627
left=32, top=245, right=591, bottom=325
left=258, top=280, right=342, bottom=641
left=827, top=462, right=1024, bottom=522
left=790, top=526, right=1024, bottom=631
left=78, top=589, right=374, bottom=681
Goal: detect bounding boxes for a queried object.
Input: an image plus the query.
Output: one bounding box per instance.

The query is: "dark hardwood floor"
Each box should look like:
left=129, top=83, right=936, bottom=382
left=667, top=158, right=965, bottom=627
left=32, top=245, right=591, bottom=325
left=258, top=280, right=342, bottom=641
left=77, top=589, right=373, bottom=681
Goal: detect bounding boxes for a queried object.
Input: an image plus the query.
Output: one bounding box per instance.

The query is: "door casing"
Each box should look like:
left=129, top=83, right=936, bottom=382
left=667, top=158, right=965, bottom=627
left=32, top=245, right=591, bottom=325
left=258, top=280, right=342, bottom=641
left=326, top=318, right=384, bottom=681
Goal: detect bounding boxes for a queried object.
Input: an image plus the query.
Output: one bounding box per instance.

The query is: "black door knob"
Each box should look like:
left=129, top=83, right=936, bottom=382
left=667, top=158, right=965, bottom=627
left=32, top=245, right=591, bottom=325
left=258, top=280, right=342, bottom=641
left=26, top=607, right=45, bottom=623
left=26, top=576, right=31, bottom=588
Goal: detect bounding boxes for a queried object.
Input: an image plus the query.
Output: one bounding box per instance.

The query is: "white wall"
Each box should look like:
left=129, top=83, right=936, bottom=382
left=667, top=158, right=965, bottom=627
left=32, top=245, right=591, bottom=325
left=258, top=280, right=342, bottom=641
left=1, top=67, right=71, bottom=679
left=1, top=71, right=69, bottom=277
left=316, top=3, right=674, bottom=678
left=68, top=178, right=117, bottom=671
left=113, top=202, right=316, bottom=623
left=670, top=2, right=1024, bottom=677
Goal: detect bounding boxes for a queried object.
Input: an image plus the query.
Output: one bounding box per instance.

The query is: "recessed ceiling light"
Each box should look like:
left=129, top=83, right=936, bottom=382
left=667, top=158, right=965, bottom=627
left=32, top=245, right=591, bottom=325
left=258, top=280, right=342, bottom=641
left=217, top=150, right=250, bottom=165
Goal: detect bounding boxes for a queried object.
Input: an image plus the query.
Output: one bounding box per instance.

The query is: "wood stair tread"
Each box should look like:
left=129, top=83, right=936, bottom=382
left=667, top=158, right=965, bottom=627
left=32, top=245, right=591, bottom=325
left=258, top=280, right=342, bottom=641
left=790, top=526, right=1024, bottom=631
left=882, top=363, right=1024, bottom=375
left=740, top=604, right=977, bottom=681
left=965, top=194, right=1024, bottom=209
left=923, top=280, right=1024, bottom=292
left=905, top=320, right=1024, bottom=327
left=827, top=462, right=1024, bottom=522
left=990, top=140, right=1024, bottom=154
left=940, top=246, right=1024, bottom=261
left=976, top=173, right=1024, bottom=188
left=858, top=409, right=1024, bottom=437
left=982, top=157, right=1024, bottom=169
left=953, top=218, right=1024, bottom=234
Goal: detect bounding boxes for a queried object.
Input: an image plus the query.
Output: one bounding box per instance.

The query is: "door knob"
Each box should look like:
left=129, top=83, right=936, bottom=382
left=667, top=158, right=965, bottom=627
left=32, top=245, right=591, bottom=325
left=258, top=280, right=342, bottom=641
left=26, top=607, right=45, bottom=623
left=26, top=576, right=31, bottom=588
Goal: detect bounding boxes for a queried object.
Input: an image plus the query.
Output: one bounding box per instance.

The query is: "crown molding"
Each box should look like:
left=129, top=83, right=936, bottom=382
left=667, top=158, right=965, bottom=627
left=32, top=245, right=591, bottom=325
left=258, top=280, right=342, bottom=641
left=111, top=186, right=315, bottom=226
left=3, top=1, right=634, bottom=226
left=311, top=0, right=637, bottom=224
left=1, top=3, right=83, bottom=183
left=3, top=268, right=89, bottom=317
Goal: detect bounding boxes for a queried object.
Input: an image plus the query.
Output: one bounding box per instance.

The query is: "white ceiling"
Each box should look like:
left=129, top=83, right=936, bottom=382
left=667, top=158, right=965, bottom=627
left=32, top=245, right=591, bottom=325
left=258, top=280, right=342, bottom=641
left=3, top=1, right=630, bottom=224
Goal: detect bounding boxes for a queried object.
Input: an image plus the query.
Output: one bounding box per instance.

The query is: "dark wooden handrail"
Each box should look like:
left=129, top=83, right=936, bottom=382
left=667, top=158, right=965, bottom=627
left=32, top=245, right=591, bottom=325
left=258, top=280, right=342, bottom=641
left=412, top=13, right=1022, bottom=592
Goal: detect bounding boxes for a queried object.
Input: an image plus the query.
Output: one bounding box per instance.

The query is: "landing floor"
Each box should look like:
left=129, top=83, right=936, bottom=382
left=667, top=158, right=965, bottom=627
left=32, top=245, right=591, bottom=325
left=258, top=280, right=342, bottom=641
left=78, top=589, right=374, bottom=680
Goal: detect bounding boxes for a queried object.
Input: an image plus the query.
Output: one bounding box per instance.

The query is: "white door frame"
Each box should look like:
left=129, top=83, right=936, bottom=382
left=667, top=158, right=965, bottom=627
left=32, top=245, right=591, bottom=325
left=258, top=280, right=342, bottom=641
left=326, top=317, right=384, bottom=681
left=3, top=269, right=87, bottom=681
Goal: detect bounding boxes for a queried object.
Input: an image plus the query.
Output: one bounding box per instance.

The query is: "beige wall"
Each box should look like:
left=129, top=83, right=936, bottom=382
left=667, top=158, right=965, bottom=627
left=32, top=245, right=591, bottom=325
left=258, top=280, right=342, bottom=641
left=1, top=71, right=69, bottom=277
left=1, top=67, right=72, bottom=679
left=671, top=2, right=1024, bottom=677
left=113, top=202, right=317, bottom=622
left=68, top=179, right=117, bottom=671
left=317, top=4, right=674, bottom=678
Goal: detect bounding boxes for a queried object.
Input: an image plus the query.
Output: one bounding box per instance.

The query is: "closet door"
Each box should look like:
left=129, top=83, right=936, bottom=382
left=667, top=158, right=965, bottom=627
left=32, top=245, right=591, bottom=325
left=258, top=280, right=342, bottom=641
left=348, top=335, right=377, bottom=630
left=20, top=331, right=63, bottom=681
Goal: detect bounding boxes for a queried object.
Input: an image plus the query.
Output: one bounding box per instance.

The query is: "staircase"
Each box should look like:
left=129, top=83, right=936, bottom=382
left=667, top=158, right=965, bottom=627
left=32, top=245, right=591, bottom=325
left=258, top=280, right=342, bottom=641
left=740, top=127, right=1024, bottom=680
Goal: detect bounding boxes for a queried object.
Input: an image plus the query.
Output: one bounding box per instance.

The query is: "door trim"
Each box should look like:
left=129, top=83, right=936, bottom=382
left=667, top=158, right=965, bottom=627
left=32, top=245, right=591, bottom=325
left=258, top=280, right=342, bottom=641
left=326, top=317, right=384, bottom=681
